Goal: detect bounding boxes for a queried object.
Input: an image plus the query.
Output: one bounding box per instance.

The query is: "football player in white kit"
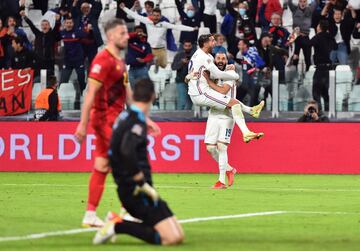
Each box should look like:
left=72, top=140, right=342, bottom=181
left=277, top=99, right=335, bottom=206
left=203, top=52, right=264, bottom=189
left=187, top=34, right=264, bottom=143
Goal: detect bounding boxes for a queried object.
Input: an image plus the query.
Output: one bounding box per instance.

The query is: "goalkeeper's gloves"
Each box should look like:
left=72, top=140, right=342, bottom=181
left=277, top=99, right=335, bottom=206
left=133, top=182, right=160, bottom=205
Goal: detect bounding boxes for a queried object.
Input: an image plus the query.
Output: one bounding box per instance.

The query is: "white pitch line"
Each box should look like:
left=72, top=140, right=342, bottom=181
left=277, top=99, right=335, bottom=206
left=3, top=183, right=360, bottom=193
left=1, top=210, right=359, bottom=243
left=0, top=211, right=284, bottom=243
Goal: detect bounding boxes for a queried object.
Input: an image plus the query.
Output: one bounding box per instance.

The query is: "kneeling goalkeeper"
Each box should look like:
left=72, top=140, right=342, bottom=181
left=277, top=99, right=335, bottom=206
left=93, top=79, right=184, bottom=246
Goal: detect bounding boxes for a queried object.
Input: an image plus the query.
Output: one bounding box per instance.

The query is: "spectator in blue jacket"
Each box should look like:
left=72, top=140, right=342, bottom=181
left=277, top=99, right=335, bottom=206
left=60, top=16, right=87, bottom=95
left=126, top=26, right=154, bottom=88
left=71, top=0, right=103, bottom=66
left=175, top=0, right=204, bottom=46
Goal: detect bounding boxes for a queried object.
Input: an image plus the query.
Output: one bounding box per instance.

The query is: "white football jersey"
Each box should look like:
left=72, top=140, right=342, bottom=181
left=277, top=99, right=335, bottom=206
left=187, top=48, right=216, bottom=96
left=208, top=78, right=237, bottom=119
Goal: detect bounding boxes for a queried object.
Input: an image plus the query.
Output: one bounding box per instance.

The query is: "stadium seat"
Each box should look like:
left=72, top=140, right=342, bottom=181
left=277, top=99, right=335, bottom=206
left=31, top=83, right=42, bottom=108
left=279, top=84, right=289, bottom=111
left=348, top=86, right=360, bottom=111
left=58, top=83, right=76, bottom=110
left=336, top=65, right=353, bottom=111
left=162, top=83, right=177, bottom=110
left=27, top=9, right=43, bottom=26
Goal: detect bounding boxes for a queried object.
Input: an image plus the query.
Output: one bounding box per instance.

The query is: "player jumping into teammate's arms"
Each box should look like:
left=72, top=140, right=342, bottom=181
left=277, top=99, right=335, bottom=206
left=187, top=34, right=264, bottom=143
left=74, top=18, right=160, bottom=227
left=93, top=79, right=184, bottom=246
left=203, top=52, right=264, bottom=189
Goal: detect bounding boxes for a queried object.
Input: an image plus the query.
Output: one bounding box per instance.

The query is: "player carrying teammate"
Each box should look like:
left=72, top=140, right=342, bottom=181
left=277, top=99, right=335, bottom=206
left=203, top=52, right=264, bottom=189
left=187, top=34, right=264, bottom=143
left=93, top=79, right=184, bottom=246
left=74, top=18, right=160, bottom=227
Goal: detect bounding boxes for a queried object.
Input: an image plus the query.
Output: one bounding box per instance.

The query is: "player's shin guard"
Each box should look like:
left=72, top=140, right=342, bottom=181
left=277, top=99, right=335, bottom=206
left=115, top=221, right=162, bottom=245
left=206, top=145, right=219, bottom=162
left=87, top=169, right=107, bottom=211
left=231, top=104, right=250, bottom=135
left=217, top=143, right=228, bottom=184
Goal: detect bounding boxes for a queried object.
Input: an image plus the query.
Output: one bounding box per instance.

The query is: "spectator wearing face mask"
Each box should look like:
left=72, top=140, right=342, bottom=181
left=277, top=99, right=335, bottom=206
left=20, top=10, right=61, bottom=77
left=226, top=0, right=258, bottom=57
left=175, top=0, right=204, bottom=46
left=322, top=4, right=357, bottom=65
left=126, top=25, right=154, bottom=88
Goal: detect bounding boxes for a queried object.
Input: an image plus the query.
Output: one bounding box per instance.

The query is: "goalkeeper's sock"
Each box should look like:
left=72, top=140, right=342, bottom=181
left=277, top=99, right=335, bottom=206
left=218, top=143, right=228, bottom=184
left=87, top=169, right=107, bottom=211
left=115, top=221, right=161, bottom=245
left=231, top=104, right=250, bottom=135
left=240, top=102, right=252, bottom=114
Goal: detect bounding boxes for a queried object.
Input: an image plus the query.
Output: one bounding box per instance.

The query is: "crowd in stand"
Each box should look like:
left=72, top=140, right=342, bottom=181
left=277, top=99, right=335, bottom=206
left=0, top=0, right=360, bottom=111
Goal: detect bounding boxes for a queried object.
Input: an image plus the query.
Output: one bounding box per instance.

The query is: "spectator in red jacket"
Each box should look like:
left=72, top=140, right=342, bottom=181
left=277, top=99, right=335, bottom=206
left=258, top=0, right=283, bottom=29
left=0, top=19, right=8, bottom=69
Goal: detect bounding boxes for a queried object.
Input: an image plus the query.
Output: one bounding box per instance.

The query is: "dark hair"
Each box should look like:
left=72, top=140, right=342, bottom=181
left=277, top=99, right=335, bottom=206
left=239, top=38, right=250, bottom=47
left=144, top=1, right=155, bottom=8
left=333, top=7, right=343, bottom=13
left=133, top=79, right=155, bottom=102
left=6, top=16, right=17, bottom=26
left=64, top=15, right=73, bottom=21
left=47, top=75, right=57, bottom=87
left=183, top=39, right=192, bottom=44
left=104, top=18, right=126, bottom=33
left=134, top=25, right=144, bottom=32
left=198, top=34, right=213, bottom=48
left=318, top=19, right=329, bottom=32
left=153, top=8, right=161, bottom=14
left=12, top=36, right=24, bottom=47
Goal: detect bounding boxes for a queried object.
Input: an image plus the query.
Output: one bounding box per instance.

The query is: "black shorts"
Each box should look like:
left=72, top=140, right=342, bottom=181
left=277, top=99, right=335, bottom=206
left=117, top=188, right=173, bottom=227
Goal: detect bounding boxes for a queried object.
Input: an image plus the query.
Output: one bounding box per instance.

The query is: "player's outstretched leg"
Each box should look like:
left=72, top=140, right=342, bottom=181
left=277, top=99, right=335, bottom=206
left=227, top=99, right=264, bottom=143
left=94, top=212, right=184, bottom=246
left=82, top=157, right=109, bottom=228
left=239, top=100, right=265, bottom=118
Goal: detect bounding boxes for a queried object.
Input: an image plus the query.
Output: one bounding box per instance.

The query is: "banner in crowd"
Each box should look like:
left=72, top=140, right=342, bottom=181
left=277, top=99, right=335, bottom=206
left=0, top=69, right=33, bottom=116
left=0, top=122, right=360, bottom=174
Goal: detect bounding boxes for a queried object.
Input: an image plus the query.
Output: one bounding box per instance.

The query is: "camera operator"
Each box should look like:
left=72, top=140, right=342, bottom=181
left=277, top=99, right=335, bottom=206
left=297, top=100, right=329, bottom=122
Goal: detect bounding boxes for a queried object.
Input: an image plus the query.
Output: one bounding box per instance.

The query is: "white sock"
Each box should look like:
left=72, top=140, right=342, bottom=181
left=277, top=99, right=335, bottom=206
left=206, top=145, right=219, bottom=162
left=240, top=102, right=252, bottom=114
left=226, top=164, right=233, bottom=172
left=218, top=143, right=228, bottom=184
left=231, top=104, right=250, bottom=135
left=219, top=169, right=226, bottom=184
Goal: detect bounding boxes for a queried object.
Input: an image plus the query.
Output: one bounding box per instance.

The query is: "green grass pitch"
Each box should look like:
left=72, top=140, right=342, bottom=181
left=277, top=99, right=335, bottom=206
left=1, top=173, right=360, bottom=251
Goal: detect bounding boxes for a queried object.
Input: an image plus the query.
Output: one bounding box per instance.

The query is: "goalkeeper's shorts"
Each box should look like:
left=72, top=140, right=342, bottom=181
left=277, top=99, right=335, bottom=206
left=117, top=188, right=173, bottom=227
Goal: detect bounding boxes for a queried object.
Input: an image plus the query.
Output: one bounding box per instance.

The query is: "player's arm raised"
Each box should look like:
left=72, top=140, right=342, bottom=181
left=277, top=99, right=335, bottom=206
left=75, top=79, right=102, bottom=143
left=203, top=70, right=231, bottom=95
left=207, top=62, right=239, bottom=81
